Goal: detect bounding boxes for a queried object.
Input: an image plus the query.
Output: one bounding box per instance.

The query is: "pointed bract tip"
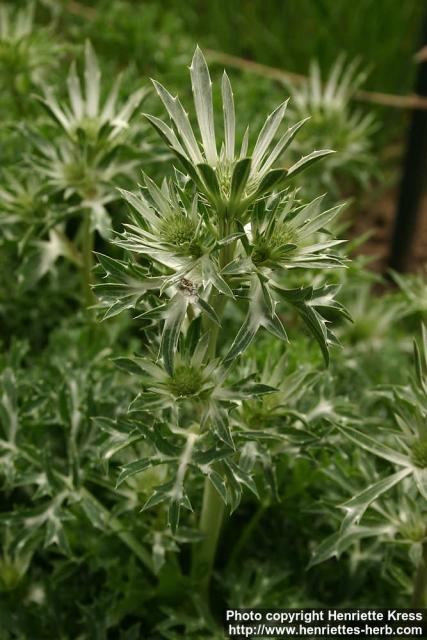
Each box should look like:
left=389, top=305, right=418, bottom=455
left=84, top=39, right=94, bottom=54
left=191, top=44, right=208, bottom=68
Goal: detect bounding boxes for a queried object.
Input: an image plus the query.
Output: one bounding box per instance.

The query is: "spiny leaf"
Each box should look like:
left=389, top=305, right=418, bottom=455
left=230, top=158, right=251, bottom=205
left=160, top=293, right=188, bottom=375
left=116, top=459, right=156, bottom=488
left=287, top=149, right=335, bottom=177
left=340, top=468, right=412, bottom=531
left=190, top=46, right=217, bottom=164
left=222, top=71, right=235, bottom=161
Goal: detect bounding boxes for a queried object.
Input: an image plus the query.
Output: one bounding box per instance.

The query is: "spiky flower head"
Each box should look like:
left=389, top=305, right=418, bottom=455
left=244, top=191, right=345, bottom=271
left=286, top=57, right=376, bottom=192
left=146, top=46, right=334, bottom=220
left=37, top=40, right=148, bottom=149
left=0, top=2, right=61, bottom=94
left=116, top=176, right=209, bottom=269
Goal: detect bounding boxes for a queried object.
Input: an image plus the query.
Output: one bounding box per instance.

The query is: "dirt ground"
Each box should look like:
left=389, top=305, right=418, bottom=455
left=350, top=187, right=427, bottom=273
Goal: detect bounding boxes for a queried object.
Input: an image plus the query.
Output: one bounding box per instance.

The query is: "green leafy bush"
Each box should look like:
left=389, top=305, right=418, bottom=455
left=1, top=2, right=427, bottom=638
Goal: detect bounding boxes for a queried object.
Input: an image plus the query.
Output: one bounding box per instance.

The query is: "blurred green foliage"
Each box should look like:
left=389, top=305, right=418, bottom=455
left=1, top=1, right=427, bottom=638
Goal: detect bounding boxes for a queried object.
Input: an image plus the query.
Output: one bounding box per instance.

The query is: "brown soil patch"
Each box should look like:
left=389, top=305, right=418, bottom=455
left=350, top=188, right=427, bottom=273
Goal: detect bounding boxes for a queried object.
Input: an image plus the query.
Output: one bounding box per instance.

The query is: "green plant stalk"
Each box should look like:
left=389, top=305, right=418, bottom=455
left=191, top=314, right=226, bottom=588
left=205, top=292, right=227, bottom=359
left=192, top=219, right=232, bottom=590
left=81, top=213, right=95, bottom=308
left=192, top=473, right=225, bottom=590
left=411, top=528, right=427, bottom=606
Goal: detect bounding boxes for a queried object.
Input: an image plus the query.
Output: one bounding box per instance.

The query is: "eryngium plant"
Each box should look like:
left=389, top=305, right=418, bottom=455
left=0, top=1, right=61, bottom=103
left=335, top=325, right=427, bottom=605
left=285, top=57, right=377, bottom=194
left=95, top=47, right=349, bottom=597
left=31, top=40, right=148, bottom=305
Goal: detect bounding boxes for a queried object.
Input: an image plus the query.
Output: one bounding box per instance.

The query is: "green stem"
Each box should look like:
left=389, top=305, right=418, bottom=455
left=204, top=216, right=231, bottom=358
left=411, top=527, right=427, bottom=606
left=206, top=292, right=227, bottom=359
left=192, top=218, right=233, bottom=596
left=81, top=214, right=95, bottom=309
left=192, top=475, right=225, bottom=591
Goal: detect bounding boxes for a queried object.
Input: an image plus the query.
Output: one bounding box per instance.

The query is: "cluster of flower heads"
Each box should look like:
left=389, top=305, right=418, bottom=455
left=97, top=47, right=347, bottom=365
left=0, top=30, right=149, bottom=289
left=94, top=47, right=350, bottom=532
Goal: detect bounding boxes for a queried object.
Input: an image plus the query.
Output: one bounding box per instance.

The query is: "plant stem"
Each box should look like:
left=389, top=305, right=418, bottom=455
left=192, top=218, right=233, bottom=595
left=204, top=216, right=231, bottom=358
left=81, top=214, right=95, bottom=309
left=192, top=307, right=226, bottom=589
left=192, top=475, right=225, bottom=591
left=411, top=526, right=427, bottom=606
left=206, top=292, right=227, bottom=359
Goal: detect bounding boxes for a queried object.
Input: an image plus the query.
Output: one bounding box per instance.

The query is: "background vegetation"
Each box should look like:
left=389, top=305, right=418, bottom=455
left=1, top=1, right=427, bottom=638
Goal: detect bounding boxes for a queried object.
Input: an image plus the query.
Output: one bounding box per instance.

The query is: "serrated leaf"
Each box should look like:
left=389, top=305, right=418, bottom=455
left=338, top=426, right=411, bottom=467
left=308, top=524, right=393, bottom=568
left=207, top=470, right=228, bottom=505
left=116, top=458, right=157, bottom=488
left=260, top=117, right=310, bottom=175
left=151, top=80, right=202, bottom=165
left=252, top=100, right=288, bottom=171
left=112, top=357, right=144, bottom=376
left=141, top=483, right=173, bottom=512
left=223, top=313, right=258, bottom=365
left=196, top=296, right=221, bottom=327
left=210, top=405, right=234, bottom=449
left=340, top=468, right=412, bottom=531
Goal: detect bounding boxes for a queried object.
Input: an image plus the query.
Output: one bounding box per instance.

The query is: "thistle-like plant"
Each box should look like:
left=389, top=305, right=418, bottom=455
left=0, top=171, right=48, bottom=238
left=0, top=328, right=156, bottom=579
left=285, top=58, right=377, bottom=194
left=29, top=40, right=148, bottom=305
left=310, top=459, right=427, bottom=584
left=336, top=325, right=427, bottom=605
left=0, top=1, right=61, bottom=104
left=95, top=47, right=349, bottom=603
left=391, top=269, right=427, bottom=321
left=37, top=40, right=147, bottom=149
left=145, top=46, right=334, bottom=220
